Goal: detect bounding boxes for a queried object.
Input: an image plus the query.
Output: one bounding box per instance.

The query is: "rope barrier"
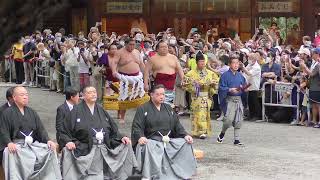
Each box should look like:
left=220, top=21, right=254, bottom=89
left=34, top=64, right=90, bottom=80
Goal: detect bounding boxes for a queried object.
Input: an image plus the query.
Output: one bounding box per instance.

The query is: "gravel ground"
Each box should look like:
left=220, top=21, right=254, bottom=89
left=1, top=84, right=319, bottom=180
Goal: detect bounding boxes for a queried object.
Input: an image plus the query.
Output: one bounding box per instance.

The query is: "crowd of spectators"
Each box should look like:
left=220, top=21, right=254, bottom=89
left=1, top=22, right=320, bottom=127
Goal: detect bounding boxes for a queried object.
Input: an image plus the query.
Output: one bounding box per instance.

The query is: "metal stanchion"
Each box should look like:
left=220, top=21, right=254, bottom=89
left=261, top=82, right=300, bottom=123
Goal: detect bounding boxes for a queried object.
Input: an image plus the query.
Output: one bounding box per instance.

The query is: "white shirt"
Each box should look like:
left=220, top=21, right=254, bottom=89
left=78, top=49, right=92, bottom=74
left=7, top=102, right=11, bottom=107
left=66, top=100, right=74, bottom=111
left=39, top=48, right=51, bottom=61
left=89, top=106, right=94, bottom=115
left=62, top=48, right=79, bottom=72
left=311, top=59, right=319, bottom=71
left=244, top=61, right=261, bottom=91
left=39, top=49, right=51, bottom=68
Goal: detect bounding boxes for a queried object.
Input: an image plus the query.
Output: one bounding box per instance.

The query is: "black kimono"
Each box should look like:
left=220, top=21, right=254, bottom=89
left=131, top=101, right=188, bottom=147
left=0, top=104, right=49, bottom=151
left=0, top=102, right=10, bottom=118
left=60, top=101, right=137, bottom=180
left=132, top=101, right=197, bottom=180
left=0, top=104, right=62, bottom=179
left=60, top=101, right=124, bottom=157
left=0, top=102, right=10, bottom=163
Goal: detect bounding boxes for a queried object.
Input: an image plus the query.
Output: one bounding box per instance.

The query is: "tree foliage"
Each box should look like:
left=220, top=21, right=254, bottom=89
left=0, top=0, right=69, bottom=55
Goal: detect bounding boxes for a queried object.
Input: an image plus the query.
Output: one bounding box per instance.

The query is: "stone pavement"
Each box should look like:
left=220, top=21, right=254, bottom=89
left=0, top=84, right=319, bottom=180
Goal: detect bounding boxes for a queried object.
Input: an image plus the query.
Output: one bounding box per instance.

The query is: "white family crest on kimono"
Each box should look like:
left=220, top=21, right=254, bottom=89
left=116, top=72, right=145, bottom=100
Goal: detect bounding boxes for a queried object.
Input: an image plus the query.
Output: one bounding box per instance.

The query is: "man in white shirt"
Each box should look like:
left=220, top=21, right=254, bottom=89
left=77, top=41, right=93, bottom=92
left=241, top=52, right=262, bottom=121
left=61, top=39, right=80, bottom=91
left=37, top=43, right=51, bottom=88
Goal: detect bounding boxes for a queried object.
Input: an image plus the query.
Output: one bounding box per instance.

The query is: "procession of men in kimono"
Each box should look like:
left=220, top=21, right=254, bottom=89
left=0, top=43, right=247, bottom=180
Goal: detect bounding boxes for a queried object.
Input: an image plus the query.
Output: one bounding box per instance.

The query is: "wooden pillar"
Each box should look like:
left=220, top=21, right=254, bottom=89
left=0, top=165, right=4, bottom=180
left=149, top=0, right=155, bottom=33
left=251, top=0, right=257, bottom=36
left=87, top=0, right=101, bottom=30
left=301, top=0, right=315, bottom=38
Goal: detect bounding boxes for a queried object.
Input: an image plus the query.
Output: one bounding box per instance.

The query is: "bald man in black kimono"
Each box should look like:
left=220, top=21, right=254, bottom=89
left=132, top=84, right=197, bottom=180
left=0, top=86, right=61, bottom=179
left=60, top=86, right=137, bottom=180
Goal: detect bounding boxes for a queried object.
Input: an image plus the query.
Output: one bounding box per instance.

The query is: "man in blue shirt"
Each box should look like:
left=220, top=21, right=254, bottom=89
left=261, top=49, right=282, bottom=121
left=217, top=54, right=247, bottom=146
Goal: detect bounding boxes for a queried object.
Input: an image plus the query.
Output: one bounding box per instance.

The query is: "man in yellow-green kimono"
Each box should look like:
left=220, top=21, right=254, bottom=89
left=183, top=52, right=219, bottom=139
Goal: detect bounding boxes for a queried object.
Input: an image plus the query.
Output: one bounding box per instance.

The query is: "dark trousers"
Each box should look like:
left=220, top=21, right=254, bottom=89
left=14, top=60, right=24, bottom=84
left=212, top=94, right=220, bottom=111
left=241, top=92, right=248, bottom=108
left=248, top=90, right=261, bottom=118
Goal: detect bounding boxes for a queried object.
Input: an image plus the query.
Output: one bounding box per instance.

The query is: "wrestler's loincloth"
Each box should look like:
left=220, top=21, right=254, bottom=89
left=105, top=68, right=119, bottom=82
left=154, top=73, right=177, bottom=90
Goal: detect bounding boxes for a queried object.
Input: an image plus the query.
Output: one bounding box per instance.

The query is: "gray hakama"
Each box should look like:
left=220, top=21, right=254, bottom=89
left=132, top=101, right=197, bottom=179
left=221, top=96, right=243, bottom=141
left=0, top=104, right=58, bottom=180
left=135, top=138, right=196, bottom=180
left=62, top=143, right=137, bottom=180
left=3, top=141, right=61, bottom=180
left=60, top=101, right=137, bottom=180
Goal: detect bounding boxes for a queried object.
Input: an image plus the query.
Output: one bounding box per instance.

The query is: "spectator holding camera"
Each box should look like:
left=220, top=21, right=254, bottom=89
left=22, top=35, right=36, bottom=87
left=301, top=48, right=320, bottom=127
left=241, top=52, right=261, bottom=121
left=77, top=41, right=92, bottom=92
left=268, top=22, right=281, bottom=45
left=61, top=39, right=79, bottom=91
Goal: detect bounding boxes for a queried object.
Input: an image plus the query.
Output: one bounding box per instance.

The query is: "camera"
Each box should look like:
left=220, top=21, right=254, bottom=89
left=258, top=28, right=264, bottom=35
left=184, top=46, right=191, bottom=54
left=239, top=52, right=245, bottom=62
left=212, top=41, right=219, bottom=48
left=80, top=48, right=85, bottom=53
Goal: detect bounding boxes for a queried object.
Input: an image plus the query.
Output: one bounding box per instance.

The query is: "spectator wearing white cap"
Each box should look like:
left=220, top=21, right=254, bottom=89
left=298, top=47, right=311, bottom=58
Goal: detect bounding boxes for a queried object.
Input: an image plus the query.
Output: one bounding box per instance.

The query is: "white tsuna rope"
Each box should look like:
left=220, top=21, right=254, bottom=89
left=116, top=72, right=146, bottom=101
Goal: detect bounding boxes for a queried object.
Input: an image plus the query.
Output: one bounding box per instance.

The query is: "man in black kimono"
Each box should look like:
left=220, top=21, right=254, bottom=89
left=0, top=86, right=61, bottom=179
left=0, top=87, right=14, bottom=117
left=56, top=87, right=79, bottom=150
left=60, top=86, right=137, bottom=180
left=131, top=84, right=197, bottom=180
